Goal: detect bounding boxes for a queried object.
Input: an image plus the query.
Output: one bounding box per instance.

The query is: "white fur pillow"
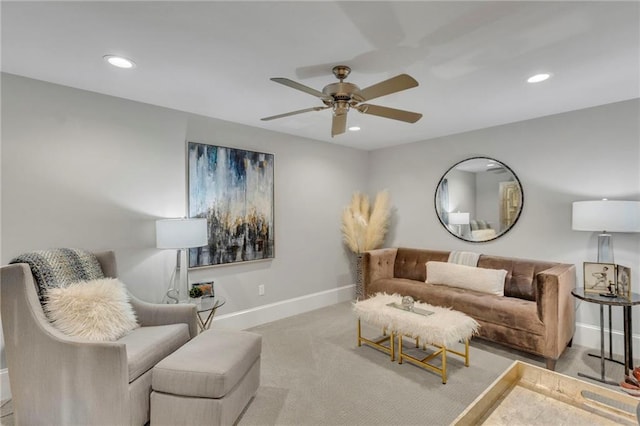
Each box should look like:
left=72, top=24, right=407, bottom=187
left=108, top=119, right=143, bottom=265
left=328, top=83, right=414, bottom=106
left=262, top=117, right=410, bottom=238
left=426, top=261, right=507, bottom=296
left=44, top=278, right=138, bottom=341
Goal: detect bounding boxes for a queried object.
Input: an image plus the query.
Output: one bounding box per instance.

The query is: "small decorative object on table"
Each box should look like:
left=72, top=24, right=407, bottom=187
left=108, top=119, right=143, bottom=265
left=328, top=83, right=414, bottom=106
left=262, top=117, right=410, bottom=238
left=583, top=262, right=616, bottom=296
left=192, top=281, right=214, bottom=297
left=401, top=296, right=414, bottom=311
left=188, top=286, right=203, bottom=301
left=616, top=265, right=631, bottom=300
left=620, top=366, right=640, bottom=396
left=583, top=262, right=632, bottom=300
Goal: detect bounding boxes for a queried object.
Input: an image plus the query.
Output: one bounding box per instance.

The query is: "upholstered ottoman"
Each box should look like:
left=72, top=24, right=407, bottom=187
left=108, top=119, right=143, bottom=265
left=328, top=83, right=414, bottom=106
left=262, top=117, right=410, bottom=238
left=150, top=329, right=262, bottom=426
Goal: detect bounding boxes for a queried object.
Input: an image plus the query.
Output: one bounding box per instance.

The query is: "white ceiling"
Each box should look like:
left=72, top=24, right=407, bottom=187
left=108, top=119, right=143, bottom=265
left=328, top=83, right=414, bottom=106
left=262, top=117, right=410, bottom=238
left=2, top=1, right=638, bottom=150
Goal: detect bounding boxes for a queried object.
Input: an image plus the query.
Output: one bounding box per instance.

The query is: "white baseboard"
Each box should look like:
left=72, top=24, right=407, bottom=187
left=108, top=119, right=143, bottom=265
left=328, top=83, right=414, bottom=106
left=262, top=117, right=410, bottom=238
left=213, top=284, right=355, bottom=330
left=573, top=322, right=640, bottom=361
left=1, top=368, right=10, bottom=401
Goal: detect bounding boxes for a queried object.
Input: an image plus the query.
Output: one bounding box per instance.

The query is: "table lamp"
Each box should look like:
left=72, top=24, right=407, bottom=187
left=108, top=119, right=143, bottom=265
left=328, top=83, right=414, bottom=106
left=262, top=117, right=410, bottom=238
left=449, top=211, right=470, bottom=237
left=156, top=218, right=208, bottom=303
left=572, top=199, right=640, bottom=263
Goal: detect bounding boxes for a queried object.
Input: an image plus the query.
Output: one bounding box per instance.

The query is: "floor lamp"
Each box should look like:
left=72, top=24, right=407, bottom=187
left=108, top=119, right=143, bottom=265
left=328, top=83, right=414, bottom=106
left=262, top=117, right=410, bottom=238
left=156, top=218, right=208, bottom=303
left=572, top=199, right=640, bottom=263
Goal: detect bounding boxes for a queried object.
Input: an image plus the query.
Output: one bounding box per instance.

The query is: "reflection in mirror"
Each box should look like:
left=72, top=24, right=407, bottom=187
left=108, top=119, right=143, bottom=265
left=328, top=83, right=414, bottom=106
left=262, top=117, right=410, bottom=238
left=435, top=157, right=523, bottom=242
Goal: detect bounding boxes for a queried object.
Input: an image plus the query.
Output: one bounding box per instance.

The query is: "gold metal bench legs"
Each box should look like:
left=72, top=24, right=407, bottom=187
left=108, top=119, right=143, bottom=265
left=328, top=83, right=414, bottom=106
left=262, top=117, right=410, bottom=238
left=357, top=319, right=395, bottom=361
left=398, top=335, right=470, bottom=384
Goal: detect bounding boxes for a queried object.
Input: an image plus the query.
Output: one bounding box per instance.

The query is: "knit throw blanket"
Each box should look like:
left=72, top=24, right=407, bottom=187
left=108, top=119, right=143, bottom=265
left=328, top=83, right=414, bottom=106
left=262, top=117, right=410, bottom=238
left=354, top=293, right=479, bottom=347
left=10, top=248, right=105, bottom=301
left=448, top=251, right=480, bottom=266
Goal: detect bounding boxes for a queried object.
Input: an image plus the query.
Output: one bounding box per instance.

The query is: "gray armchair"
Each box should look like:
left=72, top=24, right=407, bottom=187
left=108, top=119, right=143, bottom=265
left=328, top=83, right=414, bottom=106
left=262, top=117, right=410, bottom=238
left=1, top=251, right=198, bottom=425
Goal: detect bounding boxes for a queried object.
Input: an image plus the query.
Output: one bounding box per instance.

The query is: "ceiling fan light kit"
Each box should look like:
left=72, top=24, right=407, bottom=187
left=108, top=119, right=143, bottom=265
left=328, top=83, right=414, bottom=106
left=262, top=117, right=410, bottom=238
left=262, top=65, right=422, bottom=137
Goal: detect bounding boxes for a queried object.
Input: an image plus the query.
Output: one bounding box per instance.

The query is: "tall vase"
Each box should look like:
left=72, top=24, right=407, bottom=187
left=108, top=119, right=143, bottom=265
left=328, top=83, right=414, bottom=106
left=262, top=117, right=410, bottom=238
left=355, top=253, right=365, bottom=300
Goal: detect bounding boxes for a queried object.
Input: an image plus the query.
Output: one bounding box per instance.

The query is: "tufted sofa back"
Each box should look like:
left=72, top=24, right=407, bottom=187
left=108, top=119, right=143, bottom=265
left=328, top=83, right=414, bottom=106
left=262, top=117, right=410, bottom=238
left=393, top=247, right=558, bottom=301
left=394, top=248, right=449, bottom=281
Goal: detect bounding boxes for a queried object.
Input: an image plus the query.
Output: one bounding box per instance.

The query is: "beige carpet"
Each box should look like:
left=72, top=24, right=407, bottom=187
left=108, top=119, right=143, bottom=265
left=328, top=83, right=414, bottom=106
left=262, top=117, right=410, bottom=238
left=1, top=301, right=637, bottom=425
left=236, top=301, right=636, bottom=425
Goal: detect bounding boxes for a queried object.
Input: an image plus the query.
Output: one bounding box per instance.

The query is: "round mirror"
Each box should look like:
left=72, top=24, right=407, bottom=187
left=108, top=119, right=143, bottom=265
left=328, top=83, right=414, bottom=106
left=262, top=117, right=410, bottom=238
left=434, top=157, right=523, bottom=242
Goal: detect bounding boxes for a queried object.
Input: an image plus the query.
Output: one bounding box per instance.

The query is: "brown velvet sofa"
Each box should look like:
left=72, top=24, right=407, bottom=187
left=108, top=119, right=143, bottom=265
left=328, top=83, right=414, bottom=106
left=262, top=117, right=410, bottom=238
left=362, top=247, right=576, bottom=370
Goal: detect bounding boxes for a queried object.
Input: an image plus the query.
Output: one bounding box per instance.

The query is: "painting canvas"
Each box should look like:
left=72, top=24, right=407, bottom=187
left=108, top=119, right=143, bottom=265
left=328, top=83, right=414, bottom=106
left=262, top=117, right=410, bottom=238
left=583, top=262, right=616, bottom=295
left=188, top=142, right=274, bottom=267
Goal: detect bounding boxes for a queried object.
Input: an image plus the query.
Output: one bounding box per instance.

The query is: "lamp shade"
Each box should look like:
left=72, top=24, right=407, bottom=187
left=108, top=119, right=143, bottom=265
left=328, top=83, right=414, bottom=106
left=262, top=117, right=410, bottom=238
left=156, top=218, right=208, bottom=249
left=449, top=212, right=470, bottom=225
left=572, top=200, right=640, bottom=233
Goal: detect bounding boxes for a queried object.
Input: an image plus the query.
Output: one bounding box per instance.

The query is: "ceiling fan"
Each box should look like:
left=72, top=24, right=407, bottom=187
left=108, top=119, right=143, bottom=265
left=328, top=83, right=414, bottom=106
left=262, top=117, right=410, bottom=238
left=261, top=65, right=422, bottom=137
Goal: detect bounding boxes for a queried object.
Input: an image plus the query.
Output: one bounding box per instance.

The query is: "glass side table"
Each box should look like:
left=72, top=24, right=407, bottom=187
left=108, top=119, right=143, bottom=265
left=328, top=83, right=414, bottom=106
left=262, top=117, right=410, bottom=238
left=571, top=288, right=640, bottom=384
left=193, top=296, right=226, bottom=331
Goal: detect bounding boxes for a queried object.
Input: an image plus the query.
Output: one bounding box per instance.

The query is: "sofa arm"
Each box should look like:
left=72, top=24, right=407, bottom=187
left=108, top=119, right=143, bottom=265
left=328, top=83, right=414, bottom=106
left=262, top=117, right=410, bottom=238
left=130, top=295, right=198, bottom=338
left=363, top=248, right=398, bottom=297
left=536, top=263, right=576, bottom=358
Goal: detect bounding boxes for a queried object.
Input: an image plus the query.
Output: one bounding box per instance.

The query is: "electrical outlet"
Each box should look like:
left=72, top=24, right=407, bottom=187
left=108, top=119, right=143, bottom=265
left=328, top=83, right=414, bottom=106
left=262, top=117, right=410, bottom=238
left=258, top=284, right=265, bottom=296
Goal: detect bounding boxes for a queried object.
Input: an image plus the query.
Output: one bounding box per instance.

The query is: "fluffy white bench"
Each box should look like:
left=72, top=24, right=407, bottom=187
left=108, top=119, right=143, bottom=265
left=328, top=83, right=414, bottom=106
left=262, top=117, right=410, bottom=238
left=354, top=293, right=479, bottom=383
left=150, top=329, right=262, bottom=426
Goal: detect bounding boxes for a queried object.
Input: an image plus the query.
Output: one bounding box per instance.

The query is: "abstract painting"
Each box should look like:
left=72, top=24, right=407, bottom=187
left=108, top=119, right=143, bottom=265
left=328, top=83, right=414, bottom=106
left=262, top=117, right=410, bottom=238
left=188, top=142, right=274, bottom=267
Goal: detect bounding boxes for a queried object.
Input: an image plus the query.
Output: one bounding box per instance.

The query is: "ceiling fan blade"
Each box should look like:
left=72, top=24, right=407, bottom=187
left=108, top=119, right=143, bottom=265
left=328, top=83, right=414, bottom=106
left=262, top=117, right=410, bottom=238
left=357, top=104, right=422, bottom=123
left=359, top=74, right=419, bottom=101
left=261, top=106, right=329, bottom=121
left=270, top=77, right=329, bottom=100
left=331, top=112, right=347, bottom=137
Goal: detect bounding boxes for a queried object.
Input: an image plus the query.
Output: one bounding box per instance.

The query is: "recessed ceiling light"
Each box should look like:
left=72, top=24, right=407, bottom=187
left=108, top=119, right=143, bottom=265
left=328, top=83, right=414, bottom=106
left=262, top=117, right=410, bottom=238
left=103, top=55, right=136, bottom=69
left=348, top=126, right=361, bottom=132
left=527, top=73, right=550, bottom=83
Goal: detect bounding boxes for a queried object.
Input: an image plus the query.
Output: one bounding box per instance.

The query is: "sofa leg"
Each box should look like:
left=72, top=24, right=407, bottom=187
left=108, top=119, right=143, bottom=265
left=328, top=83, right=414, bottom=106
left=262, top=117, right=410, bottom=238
left=545, top=358, right=557, bottom=371
left=567, top=338, right=573, bottom=348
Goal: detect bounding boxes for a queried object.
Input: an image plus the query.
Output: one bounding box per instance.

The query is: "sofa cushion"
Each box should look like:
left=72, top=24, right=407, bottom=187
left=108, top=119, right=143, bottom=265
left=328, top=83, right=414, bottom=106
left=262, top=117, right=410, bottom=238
left=394, top=248, right=449, bottom=281
left=370, top=278, right=545, bottom=336
left=118, top=323, right=191, bottom=383
left=44, top=278, right=138, bottom=341
left=438, top=286, right=545, bottom=335
left=478, top=255, right=557, bottom=301
left=426, top=261, right=507, bottom=296
left=368, top=277, right=425, bottom=297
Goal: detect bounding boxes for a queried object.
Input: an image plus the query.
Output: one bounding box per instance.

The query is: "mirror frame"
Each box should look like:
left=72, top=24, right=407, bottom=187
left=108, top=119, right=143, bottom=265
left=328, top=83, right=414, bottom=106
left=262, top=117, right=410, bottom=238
left=434, top=156, right=524, bottom=243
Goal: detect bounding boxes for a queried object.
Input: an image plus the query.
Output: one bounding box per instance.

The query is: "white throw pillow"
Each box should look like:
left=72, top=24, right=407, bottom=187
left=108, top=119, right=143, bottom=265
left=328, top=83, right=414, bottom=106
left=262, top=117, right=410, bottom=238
left=426, top=261, right=507, bottom=296
left=44, top=278, right=138, bottom=341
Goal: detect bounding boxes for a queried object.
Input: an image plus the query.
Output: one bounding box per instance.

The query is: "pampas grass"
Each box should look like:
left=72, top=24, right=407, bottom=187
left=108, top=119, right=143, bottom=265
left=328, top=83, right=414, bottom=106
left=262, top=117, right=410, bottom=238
left=365, top=191, right=390, bottom=250
left=341, top=190, right=391, bottom=253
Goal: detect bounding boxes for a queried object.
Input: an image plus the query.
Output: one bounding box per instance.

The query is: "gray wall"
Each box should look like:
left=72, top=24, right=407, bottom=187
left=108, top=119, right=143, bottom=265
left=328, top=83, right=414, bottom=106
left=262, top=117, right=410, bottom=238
left=2, top=73, right=639, bottom=372
left=0, top=73, right=368, bottom=369
left=369, top=98, right=640, bottom=353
